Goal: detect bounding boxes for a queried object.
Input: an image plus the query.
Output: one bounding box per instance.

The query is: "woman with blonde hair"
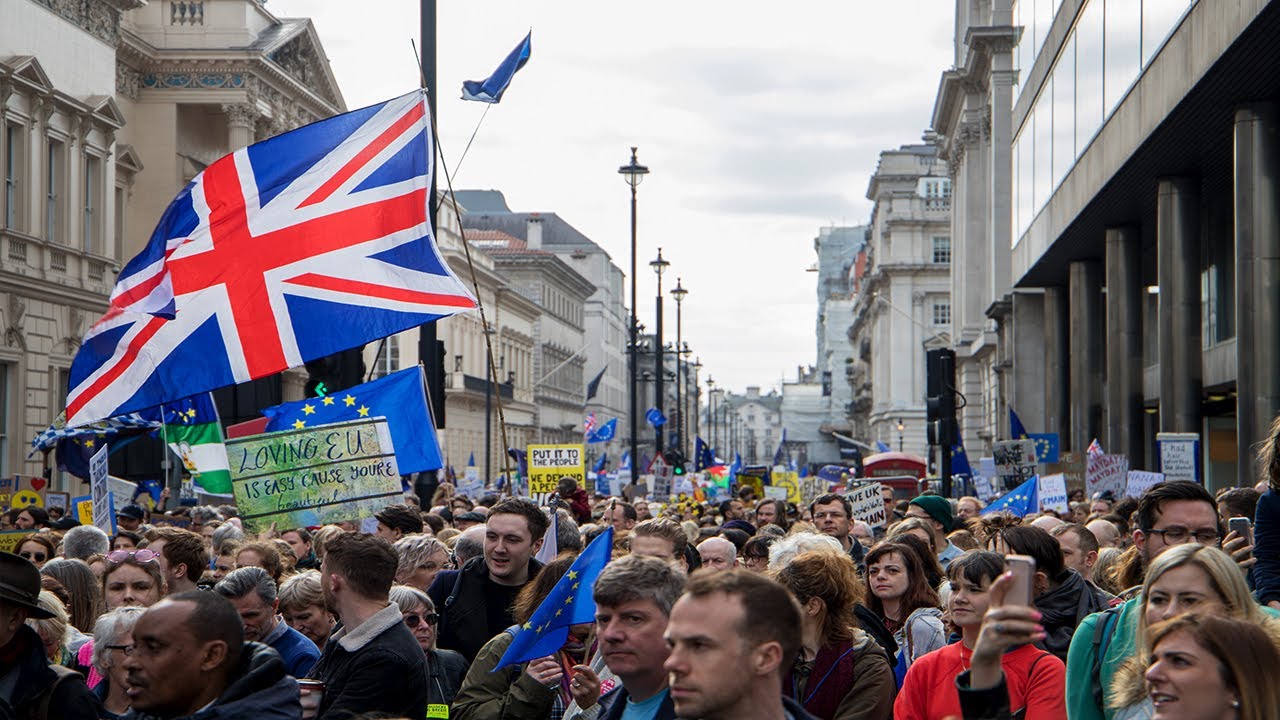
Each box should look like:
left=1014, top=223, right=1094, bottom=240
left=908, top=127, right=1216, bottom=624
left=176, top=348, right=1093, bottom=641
left=279, top=569, right=334, bottom=649
left=1142, top=613, right=1280, bottom=720
left=393, top=534, right=453, bottom=592
left=1108, top=544, right=1275, bottom=719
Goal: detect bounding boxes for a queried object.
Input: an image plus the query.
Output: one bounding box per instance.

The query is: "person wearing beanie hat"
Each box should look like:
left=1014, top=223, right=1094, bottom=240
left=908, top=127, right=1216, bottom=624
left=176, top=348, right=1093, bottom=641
left=906, top=495, right=964, bottom=568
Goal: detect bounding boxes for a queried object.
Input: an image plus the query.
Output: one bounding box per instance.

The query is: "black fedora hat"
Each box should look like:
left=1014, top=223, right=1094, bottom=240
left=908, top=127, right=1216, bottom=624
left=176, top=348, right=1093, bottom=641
left=0, top=552, right=53, bottom=619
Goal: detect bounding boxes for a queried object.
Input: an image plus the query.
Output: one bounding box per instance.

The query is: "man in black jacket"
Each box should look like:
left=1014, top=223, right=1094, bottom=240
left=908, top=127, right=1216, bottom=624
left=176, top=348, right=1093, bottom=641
left=0, top=551, right=100, bottom=719
left=427, top=497, right=547, bottom=661
left=122, top=591, right=300, bottom=720
left=307, top=533, right=427, bottom=719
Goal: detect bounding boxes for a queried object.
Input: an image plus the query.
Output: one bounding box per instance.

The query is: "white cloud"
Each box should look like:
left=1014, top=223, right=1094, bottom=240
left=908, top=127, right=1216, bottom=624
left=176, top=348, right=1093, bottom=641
left=268, top=0, right=954, bottom=394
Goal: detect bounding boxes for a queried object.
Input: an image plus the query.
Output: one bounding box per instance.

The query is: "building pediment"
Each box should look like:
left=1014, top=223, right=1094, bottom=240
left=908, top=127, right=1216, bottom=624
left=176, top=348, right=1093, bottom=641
left=88, top=96, right=127, bottom=128
left=2, top=56, right=53, bottom=94
left=114, top=143, right=143, bottom=175
left=263, top=20, right=344, bottom=110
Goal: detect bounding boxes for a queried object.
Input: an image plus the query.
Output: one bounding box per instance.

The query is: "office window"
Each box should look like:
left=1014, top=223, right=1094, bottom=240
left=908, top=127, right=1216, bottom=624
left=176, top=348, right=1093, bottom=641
left=84, top=155, right=99, bottom=253
left=0, top=364, right=8, bottom=475
left=932, top=301, right=952, bottom=326
left=46, top=139, right=64, bottom=243
left=932, top=236, right=952, bottom=264
left=374, top=334, right=400, bottom=378
left=4, top=125, right=23, bottom=230
left=922, top=178, right=951, bottom=209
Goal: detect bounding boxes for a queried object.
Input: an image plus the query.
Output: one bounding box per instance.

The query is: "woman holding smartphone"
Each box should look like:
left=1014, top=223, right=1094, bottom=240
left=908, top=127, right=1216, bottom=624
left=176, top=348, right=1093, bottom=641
left=895, top=552, right=1065, bottom=719
left=864, top=542, right=946, bottom=686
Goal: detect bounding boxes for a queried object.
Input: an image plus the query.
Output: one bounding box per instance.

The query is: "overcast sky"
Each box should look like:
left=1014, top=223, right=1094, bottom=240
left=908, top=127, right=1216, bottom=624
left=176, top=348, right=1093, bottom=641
left=269, top=0, right=955, bottom=395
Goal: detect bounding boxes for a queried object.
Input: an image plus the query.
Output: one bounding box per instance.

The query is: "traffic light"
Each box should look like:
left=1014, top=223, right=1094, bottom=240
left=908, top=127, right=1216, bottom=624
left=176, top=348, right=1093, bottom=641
left=304, top=346, right=366, bottom=398
left=925, top=347, right=957, bottom=496
left=665, top=448, right=687, bottom=475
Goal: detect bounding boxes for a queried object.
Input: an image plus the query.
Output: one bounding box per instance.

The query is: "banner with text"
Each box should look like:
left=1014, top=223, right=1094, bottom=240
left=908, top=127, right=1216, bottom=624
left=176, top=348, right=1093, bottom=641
left=89, top=444, right=116, bottom=535
left=994, top=440, right=1038, bottom=490
left=1038, top=473, right=1069, bottom=514
left=528, top=444, right=585, bottom=496
left=848, top=482, right=886, bottom=528
left=228, top=419, right=402, bottom=533
left=1086, top=453, right=1129, bottom=500
left=1126, top=470, right=1165, bottom=498
left=1157, top=433, right=1201, bottom=484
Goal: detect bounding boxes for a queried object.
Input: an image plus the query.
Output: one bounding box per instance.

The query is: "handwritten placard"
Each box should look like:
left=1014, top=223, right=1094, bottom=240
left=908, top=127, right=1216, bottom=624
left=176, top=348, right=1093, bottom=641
left=848, top=482, right=886, bottom=528
left=528, top=444, right=585, bottom=495
left=1157, top=433, right=1200, bottom=483
left=994, top=440, right=1038, bottom=488
left=228, top=418, right=401, bottom=533
left=1038, top=473, right=1069, bottom=513
left=1086, top=453, right=1129, bottom=499
left=1126, top=470, right=1165, bottom=498
left=0, top=531, right=31, bottom=554
left=89, top=444, right=116, bottom=535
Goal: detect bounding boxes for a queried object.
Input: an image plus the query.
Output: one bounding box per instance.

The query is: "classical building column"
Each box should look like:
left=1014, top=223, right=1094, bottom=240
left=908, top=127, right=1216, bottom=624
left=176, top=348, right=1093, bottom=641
left=1042, top=286, right=1070, bottom=442
left=1157, top=177, right=1202, bottom=433
left=1235, top=104, right=1280, bottom=484
left=1011, top=290, right=1045, bottom=431
left=1106, top=227, right=1145, bottom=462
left=222, top=103, right=258, bottom=150
left=1069, top=261, right=1103, bottom=452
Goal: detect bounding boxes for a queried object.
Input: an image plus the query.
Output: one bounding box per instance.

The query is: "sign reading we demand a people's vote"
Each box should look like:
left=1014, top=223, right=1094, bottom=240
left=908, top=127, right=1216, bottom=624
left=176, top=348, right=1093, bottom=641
left=228, top=418, right=402, bottom=533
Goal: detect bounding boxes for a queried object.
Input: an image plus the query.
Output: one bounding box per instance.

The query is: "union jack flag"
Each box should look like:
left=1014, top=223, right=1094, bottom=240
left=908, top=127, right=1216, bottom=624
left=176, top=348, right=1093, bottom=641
left=65, top=90, right=476, bottom=427
left=1087, top=438, right=1105, bottom=458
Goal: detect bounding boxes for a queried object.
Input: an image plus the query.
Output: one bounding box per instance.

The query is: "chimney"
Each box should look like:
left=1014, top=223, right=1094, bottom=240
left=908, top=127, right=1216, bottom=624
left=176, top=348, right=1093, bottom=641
left=526, top=216, right=544, bottom=250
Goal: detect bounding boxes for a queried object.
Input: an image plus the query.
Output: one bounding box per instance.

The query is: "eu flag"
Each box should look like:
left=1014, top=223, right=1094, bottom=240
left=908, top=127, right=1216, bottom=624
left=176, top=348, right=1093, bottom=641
left=1029, top=433, right=1060, bottom=463
left=694, top=437, right=714, bottom=471
left=461, top=31, right=532, bottom=104
left=496, top=526, right=614, bottom=669
left=981, top=476, right=1038, bottom=517
left=592, top=452, right=608, bottom=474
left=1009, top=408, right=1029, bottom=439
left=645, top=408, right=667, bottom=428
left=875, top=440, right=892, bottom=453
left=262, top=366, right=442, bottom=474
left=586, top=418, right=617, bottom=444
left=952, top=440, right=974, bottom=477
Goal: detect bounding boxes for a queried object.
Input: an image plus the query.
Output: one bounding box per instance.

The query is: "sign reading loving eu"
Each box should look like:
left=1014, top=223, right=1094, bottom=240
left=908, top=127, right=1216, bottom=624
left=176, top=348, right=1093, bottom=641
left=228, top=418, right=402, bottom=533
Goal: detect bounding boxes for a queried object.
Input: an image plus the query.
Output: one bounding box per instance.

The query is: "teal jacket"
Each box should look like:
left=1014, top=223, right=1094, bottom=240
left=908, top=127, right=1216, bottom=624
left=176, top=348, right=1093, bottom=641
left=1066, top=595, right=1280, bottom=720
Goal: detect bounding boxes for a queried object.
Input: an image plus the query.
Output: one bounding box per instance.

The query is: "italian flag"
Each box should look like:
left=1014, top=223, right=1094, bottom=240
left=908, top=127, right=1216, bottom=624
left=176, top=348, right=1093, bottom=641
left=165, top=420, right=232, bottom=495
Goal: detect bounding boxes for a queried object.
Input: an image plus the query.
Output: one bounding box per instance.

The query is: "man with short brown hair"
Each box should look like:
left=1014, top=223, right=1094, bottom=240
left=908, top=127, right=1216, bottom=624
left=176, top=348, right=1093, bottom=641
left=146, top=527, right=208, bottom=595
left=663, top=570, right=814, bottom=719
left=629, top=517, right=688, bottom=570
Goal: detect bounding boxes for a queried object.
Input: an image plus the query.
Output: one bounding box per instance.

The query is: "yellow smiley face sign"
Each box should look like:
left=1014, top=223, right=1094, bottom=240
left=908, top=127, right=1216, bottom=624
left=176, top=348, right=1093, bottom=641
left=11, top=491, right=43, bottom=509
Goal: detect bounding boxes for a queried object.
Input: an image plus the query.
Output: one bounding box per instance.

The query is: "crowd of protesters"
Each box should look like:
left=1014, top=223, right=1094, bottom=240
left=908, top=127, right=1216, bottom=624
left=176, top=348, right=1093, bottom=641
left=5, top=426, right=1280, bottom=719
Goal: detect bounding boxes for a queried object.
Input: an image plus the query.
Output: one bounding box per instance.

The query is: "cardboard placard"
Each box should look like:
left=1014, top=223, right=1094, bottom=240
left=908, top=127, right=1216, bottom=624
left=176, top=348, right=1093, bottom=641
left=89, top=445, right=116, bottom=536
left=228, top=418, right=402, bottom=533
left=528, top=444, right=585, bottom=495
left=1125, top=470, right=1165, bottom=498
left=1086, top=454, right=1129, bottom=500
left=0, top=531, right=31, bottom=554
left=1037, top=473, right=1069, bottom=514
left=848, top=482, right=886, bottom=528
left=994, top=440, right=1038, bottom=487
left=772, top=471, right=800, bottom=504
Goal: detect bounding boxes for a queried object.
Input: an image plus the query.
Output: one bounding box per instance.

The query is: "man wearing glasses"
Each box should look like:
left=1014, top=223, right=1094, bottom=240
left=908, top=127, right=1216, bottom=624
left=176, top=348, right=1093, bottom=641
left=1066, top=480, right=1256, bottom=720
left=808, top=493, right=865, bottom=568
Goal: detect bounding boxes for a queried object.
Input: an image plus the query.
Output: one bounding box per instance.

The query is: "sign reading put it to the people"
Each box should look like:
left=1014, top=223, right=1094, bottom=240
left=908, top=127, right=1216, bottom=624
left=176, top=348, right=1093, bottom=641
left=527, top=444, right=585, bottom=495
left=228, top=418, right=402, bottom=533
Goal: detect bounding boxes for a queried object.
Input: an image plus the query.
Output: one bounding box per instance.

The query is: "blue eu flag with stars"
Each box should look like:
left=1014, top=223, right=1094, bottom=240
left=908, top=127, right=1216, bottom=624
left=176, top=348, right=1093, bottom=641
left=495, top=526, right=614, bottom=669
left=1029, top=433, right=1060, bottom=463
left=262, top=366, right=442, bottom=474
left=981, top=476, right=1039, bottom=517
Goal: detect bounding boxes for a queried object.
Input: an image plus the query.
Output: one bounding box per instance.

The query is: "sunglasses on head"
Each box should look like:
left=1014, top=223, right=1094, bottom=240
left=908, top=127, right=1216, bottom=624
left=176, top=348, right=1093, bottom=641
left=18, top=551, right=47, bottom=562
left=403, top=613, right=439, bottom=628
left=106, top=549, right=159, bottom=565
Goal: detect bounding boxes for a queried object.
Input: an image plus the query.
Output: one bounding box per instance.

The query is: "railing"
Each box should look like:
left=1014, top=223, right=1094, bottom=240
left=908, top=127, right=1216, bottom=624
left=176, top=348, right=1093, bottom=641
left=171, top=1, right=204, bottom=25
left=0, top=228, right=116, bottom=295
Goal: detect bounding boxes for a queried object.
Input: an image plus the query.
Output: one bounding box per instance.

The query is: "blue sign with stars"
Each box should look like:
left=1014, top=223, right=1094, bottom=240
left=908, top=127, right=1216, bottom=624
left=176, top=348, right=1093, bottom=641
left=496, top=526, right=614, bottom=669
left=1028, top=433, right=1060, bottom=464
left=261, top=366, right=442, bottom=474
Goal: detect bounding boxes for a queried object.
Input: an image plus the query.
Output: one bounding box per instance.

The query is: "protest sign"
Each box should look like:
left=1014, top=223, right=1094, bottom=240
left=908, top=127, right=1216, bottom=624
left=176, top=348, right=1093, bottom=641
left=1157, top=433, right=1200, bottom=483
left=528, top=444, right=585, bottom=495
left=89, top=444, right=116, bottom=535
left=1126, top=470, right=1165, bottom=498
left=848, top=482, right=886, bottom=528
left=0, top=531, right=30, bottom=554
left=227, top=418, right=402, bottom=533
left=764, top=485, right=788, bottom=501
left=0, top=477, right=14, bottom=508
left=799, top=477, right=828, bottom=506
left=44, top=492, right=69, bottom=515
left=737, top=474, right=764, bottom=500
left=993, top=440, right=1038, bottom=489
left=72, top=495, right=93, bottom=526
left=772, top=471, right=800, bottom=504
left=1086, top=453, right=1129, bottom=499
left=1037, top=474, right=1069, bottom=513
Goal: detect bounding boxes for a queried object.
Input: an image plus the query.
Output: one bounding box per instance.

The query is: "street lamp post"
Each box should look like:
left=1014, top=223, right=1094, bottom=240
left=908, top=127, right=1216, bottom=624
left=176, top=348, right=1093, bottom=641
left=691, top=356, right=702, bottom=452
left=650, top=248, right=670, bottom=455
left=618, top=148, right=648, bottom=482
left=897, top=417, right=905, bottom=452
left=707, top=376, right=716, bottom=454
left=671, top=277, right=687, bottom=457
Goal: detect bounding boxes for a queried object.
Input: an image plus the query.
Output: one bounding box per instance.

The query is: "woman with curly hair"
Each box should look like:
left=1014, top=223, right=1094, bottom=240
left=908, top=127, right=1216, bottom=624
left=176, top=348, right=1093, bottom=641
left=775, top=551, right=895, bottom=719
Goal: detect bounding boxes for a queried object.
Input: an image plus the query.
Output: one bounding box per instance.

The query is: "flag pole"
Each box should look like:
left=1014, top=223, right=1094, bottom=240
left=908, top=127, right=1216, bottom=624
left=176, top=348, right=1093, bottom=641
left=451, top=103, right=491, bottom=183
left=410, top=41, right=514, bottom=485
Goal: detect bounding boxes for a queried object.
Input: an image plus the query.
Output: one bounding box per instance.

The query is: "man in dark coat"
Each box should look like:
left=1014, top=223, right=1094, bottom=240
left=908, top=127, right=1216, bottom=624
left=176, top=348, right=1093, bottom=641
left=0, top=551, right=100, bottom=719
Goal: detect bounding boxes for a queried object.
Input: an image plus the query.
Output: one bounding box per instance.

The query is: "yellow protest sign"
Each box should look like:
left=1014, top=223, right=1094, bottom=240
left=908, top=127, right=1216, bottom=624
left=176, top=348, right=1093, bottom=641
left=76, top=499, right=95, bottom=526
left=0, top=531, right=31, bottom=554
left=527, top=444, right=585, bottom=495
left=772, top=471, right=800, bottom=504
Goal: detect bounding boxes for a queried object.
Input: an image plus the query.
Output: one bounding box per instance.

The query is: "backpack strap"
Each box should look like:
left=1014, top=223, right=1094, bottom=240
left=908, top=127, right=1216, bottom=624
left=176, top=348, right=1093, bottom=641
left=443, top=563, right=469, bottom=611
left=1090, top=605, right=1124, bottom=711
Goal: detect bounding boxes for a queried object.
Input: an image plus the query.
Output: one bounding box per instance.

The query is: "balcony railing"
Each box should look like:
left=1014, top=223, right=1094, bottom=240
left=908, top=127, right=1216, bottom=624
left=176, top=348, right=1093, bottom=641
left=0, top=229, right=116, bottom=296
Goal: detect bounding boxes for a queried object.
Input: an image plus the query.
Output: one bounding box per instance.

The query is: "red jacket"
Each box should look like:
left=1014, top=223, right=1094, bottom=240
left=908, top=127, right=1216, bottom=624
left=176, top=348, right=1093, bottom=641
left=893, top=641, right=1064, bottom=720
